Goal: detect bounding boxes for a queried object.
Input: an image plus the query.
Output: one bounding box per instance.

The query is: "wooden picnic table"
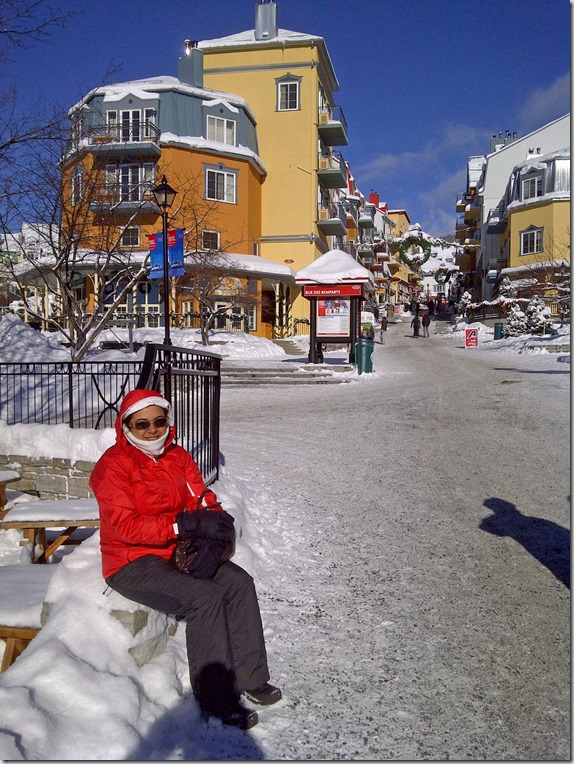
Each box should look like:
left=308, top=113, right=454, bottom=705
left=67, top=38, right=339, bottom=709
left=0, top=498, right=100, bottom=563
left=0, top=470, right=21, bottom=520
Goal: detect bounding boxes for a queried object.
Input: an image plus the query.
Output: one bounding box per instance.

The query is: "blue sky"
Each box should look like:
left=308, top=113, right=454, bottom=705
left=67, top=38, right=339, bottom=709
left=9, top=0, right=571, bottom=235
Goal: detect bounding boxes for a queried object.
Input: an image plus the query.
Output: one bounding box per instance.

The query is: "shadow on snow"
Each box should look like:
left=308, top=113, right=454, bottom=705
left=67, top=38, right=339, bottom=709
left=480, top=497, right=570, bottom=588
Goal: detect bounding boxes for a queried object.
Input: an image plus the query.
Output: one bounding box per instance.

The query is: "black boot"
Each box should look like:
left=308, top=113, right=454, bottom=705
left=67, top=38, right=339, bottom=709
left=242, top=683, right=282, bottom=706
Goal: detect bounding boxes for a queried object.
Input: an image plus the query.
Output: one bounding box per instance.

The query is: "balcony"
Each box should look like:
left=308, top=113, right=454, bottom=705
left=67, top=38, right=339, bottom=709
left=486, top=208, right=507, bottom=233
left=358, top=204, right=375, bottom=228
left=317, top=151, right=347, bottom=189
left=456, top=195, right=466, bottom=213
left=464, top=198, right=481, bottom=220
left=317, top=105, right=348, bottom=146
left=89, top=188, right=160, bottom=217
left=464, top=228, right=481, bottom=245
left=316, top=204, right=347, bottom=236
left=86, top=123, right=161, bottom=159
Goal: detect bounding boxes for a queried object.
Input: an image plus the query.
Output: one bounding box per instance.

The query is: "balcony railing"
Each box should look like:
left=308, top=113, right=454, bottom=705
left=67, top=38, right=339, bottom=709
left=317, top=105, right=348, bottom=146
left=317, top=203, right=347, bottom=236
left=317, top=151, right=347, bottom=189
left=87, top=123, right=161, bottom=158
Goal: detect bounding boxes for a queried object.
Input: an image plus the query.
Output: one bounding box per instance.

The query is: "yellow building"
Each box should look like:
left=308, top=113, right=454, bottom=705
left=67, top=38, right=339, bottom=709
left=499, top=148, right=570, bottom=309
left=199, top=0, right=349, bottom=328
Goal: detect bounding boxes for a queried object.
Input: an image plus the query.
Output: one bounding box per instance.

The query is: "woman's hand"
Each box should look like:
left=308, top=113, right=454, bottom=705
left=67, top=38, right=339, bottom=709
left=177, top=509, right=235, bottom=541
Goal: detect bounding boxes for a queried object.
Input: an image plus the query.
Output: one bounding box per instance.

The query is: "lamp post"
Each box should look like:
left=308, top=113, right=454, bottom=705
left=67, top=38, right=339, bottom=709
left=151, top=176, right=177, bottom=346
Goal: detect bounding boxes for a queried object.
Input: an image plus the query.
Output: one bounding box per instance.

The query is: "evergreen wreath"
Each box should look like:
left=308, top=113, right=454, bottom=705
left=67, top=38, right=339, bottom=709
left=391, top=235, right=432, bottom=268
left=434, top=267, right=452, bottom=285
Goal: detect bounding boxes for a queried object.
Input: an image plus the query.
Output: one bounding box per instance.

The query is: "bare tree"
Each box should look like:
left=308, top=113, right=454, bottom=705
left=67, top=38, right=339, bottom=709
left=0, top=0, right=72, bottom=54
left=0, top=128, right=152, bottom=361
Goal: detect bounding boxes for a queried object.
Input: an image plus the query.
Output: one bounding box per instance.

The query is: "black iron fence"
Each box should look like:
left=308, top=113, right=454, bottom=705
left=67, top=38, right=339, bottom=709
left=0, top=343, right=221, bottom=484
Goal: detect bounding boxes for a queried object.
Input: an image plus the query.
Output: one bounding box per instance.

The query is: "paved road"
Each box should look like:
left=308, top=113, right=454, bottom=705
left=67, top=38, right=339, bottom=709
left=219, top=325, right=570, bottom=760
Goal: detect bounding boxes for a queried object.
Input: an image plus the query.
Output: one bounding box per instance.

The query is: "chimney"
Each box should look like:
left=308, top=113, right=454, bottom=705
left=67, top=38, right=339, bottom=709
left=255, top=0, right=278, bottom=41
left=178, top=39, right=203, bottom=87
left=369, top=191, right=380, bottom=207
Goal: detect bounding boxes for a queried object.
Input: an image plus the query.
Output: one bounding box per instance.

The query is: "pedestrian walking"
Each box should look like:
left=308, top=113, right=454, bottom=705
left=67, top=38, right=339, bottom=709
left=422, top=311, right=431, bottom=337
left=411, top=314, right=420, bottom=338
left=89, top=388, right=281, bottom=730
left=380, top=315, right=388, bottom=344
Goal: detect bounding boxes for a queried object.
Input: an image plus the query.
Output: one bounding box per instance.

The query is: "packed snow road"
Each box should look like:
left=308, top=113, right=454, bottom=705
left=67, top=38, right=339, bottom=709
left=218, top=325, right=570, bottom=760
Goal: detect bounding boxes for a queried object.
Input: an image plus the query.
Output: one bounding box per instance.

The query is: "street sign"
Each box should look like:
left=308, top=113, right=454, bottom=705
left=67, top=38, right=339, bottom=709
left=465, top=328, right=479, bottom=348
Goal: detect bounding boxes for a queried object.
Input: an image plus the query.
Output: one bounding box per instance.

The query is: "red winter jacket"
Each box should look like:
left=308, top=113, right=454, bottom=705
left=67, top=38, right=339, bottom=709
left=89, top=389, right=220, bottom=579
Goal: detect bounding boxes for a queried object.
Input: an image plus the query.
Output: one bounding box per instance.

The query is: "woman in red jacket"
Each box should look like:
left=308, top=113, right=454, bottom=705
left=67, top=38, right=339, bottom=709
left=90, top=388, right=281, bottom=730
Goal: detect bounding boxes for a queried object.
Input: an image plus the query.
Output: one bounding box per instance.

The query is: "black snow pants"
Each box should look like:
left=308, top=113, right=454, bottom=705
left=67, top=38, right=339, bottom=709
left=107, top=555, right=270, bottom=706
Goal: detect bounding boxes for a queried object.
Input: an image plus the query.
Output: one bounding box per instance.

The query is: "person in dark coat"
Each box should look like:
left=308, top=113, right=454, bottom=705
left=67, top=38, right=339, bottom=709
left=411, top=314, right=421, bottom=337
left=422, top=311, right=431, bottom=337
left=90, top=388, right=281, bottom=730
left=380, top=315, right=388, bottom=344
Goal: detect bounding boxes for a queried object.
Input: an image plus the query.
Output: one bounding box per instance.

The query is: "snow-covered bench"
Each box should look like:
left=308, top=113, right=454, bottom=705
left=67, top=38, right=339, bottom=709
left=0, top=563, right=56, bottom=672
left=0, top=498, right=100, bottom=563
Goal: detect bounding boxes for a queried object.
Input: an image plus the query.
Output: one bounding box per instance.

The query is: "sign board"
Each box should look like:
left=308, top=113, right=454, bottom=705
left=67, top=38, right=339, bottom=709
left=148, top=229, right=185, bottom=279
left=303, top=284, right=364, bottom=299
left=316, top=298, right=351, bottom=337
left=465, top=328, right=479, bottom=348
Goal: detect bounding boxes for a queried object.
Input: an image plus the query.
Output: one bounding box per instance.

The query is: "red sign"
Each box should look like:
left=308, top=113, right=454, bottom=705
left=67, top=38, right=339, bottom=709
left=465, top=328, right=479, bottom=348
left=303, top=284, right=363, bottom=298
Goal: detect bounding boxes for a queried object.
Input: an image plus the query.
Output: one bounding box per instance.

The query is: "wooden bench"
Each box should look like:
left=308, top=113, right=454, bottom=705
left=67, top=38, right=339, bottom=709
left=0, top=470, right=21, bottom=520
left=0, top=498, right=100, bottom=563
left=0, top=564, right=56, bottom=672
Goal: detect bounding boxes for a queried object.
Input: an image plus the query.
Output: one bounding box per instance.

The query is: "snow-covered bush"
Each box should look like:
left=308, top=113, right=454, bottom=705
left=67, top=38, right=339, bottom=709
left=525, top=296, right=552, bottom=335
left=503, top=304, right=527, bottom=337
left=457, top=291, right=473, bottom=316
left=498, top=276, right=517, bottom=298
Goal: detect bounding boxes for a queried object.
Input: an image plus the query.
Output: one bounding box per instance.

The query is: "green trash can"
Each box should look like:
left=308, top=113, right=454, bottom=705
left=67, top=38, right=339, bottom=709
left=355, top=338, right=374, bottom=374
left=494, top=322, right=504, bottom=340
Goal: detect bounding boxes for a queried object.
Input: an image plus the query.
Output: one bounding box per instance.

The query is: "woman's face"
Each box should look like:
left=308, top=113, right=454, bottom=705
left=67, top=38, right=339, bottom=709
left=125, top=405, right=169, bottom=442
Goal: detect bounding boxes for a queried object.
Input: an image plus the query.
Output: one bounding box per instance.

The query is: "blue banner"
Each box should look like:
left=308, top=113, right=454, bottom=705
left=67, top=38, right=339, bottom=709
left=148, top=229, right=185, bottom=279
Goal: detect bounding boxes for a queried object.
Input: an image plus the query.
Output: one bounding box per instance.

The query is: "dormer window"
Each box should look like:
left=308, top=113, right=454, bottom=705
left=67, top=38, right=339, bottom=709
left=207, top=115, right=236, bottom=146
left=522, top=173, right=544, bottom=200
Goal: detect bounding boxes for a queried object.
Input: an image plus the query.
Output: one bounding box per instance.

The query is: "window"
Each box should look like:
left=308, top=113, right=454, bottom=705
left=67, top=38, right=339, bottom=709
left=121, top=226, right=140, bottom=247
left=121, top=109, right=141, bottom=142
left=104, top=163, right=155, bottom=202
left=71, top=166, right=83, bottom=206
left=520, top=227, right=543, bottom=255
left=253, top=241, right=259, bottom=257
left=202, top=230, right=220, bottom=250
left=277, top=80, right=300, bottom=111
left=207, top=115, right=236, bottom=146
left=206, top=168, right=236, bottom=203
left=522, top=175, right=543, bottom=200
left=120, top=165, right=141, bottom=201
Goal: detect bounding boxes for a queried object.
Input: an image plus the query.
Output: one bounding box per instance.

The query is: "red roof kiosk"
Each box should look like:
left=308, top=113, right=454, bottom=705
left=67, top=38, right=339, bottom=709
left=295, top=250, right=375, bottom=364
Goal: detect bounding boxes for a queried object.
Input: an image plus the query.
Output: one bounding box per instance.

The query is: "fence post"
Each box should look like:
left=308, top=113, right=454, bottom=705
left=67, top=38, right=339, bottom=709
left=68, top=363, right=74, bottom=428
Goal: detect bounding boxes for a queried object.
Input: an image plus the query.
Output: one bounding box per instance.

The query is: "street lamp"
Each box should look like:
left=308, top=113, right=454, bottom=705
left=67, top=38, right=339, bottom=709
left=151, top=176, right=177, bottom=345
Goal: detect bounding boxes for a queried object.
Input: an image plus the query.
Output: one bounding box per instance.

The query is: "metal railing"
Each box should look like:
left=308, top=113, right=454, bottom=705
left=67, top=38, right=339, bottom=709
left=0, top=343, right=221, bottom=483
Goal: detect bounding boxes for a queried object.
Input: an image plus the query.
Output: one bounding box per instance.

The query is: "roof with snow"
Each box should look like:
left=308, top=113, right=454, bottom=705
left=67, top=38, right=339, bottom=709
left=69, top=76, right=255, bottom=121
left=295, top=249, right=375, bottom=288
left=199, top=28, right=323, bottom=48
left=198, top=28, right=339, bottom=93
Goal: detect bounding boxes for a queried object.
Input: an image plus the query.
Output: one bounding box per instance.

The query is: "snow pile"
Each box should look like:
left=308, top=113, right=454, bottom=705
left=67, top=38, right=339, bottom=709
left=0, top=314, right=70, bottom=361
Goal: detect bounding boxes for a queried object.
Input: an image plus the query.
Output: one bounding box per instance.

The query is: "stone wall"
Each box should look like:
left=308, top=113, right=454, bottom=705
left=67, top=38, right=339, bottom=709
left=0, top=454, right=95, bottom=500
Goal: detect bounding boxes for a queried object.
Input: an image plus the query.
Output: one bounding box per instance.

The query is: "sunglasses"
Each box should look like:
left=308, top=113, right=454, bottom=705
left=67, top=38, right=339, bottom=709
left=128, top=416, right=169, bottom=431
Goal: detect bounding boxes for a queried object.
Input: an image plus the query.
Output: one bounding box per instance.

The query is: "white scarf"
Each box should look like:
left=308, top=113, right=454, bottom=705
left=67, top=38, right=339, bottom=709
left=122, top=424, right=170, bottom=457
